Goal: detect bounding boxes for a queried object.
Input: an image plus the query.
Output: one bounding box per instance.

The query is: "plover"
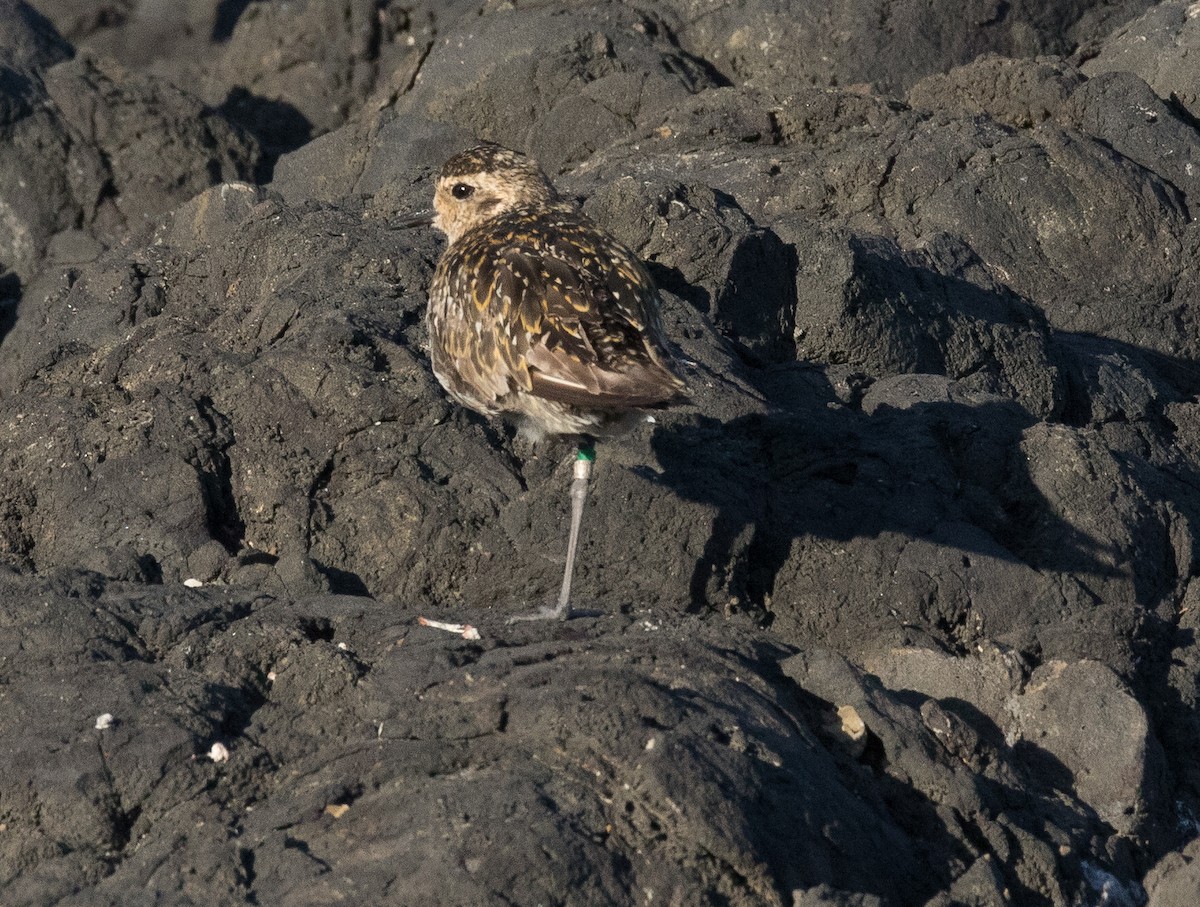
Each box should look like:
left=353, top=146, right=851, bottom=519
left=407, top=143, right=686, bottom=620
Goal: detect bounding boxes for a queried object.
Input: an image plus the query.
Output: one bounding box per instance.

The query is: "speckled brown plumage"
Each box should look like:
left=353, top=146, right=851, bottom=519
left=426, top=143, right=686, bottom=439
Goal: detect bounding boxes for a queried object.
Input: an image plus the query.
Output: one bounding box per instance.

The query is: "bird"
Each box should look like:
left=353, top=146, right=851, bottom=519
left=405, top=142, right=686, bottom=621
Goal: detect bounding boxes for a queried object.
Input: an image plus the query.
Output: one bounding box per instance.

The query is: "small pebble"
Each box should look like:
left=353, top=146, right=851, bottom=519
left=838, top=705, right=866, bottom=741
left=95, top=713, right=115, bottom=730
left=208, top=742, right=230, bottom=763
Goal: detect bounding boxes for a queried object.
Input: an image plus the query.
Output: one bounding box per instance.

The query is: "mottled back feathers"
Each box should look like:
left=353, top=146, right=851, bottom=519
left=426, top=144, right=686, bottom=438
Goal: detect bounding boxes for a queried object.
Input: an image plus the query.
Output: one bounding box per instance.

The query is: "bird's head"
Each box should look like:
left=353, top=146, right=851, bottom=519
left=432, top=143, right=558, bottom=243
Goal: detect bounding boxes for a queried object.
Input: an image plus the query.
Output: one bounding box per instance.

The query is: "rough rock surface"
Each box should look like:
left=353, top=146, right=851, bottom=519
left=3, top=1, right=1200, bottom=905
left=1080, top=0, right=1200, bottom=120
left=1144, top=838, right=1200, bottom=907
left=665, top=0, right=1156, bottom=95
left=0, top=2, right=259, bottom=283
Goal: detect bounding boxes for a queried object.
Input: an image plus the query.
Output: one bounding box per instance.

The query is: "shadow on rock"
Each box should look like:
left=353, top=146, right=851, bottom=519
left=213, top=0, right=252, bottom=42
left=217, top=87, right=314, bottom=175
left=0, top=270, right=18, bottom=345
left=651, top=377, right=1175, bottom=668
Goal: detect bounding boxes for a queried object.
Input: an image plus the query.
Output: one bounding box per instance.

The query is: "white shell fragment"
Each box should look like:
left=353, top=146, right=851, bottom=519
left=838, top=705, right=866, bottom=741
left=417, top=616, right=482, bottom=640
left=182, top=578, right=204, bottom=588
left=95, top=713, right=115, bottom=730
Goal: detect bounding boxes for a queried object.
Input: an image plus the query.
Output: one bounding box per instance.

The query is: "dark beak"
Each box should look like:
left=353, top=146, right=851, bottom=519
left=392, top=210, right=434, bottom=229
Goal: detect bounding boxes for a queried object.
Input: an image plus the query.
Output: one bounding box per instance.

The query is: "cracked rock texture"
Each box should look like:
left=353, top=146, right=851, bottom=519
left=3, top=1, right=1200, bottom=905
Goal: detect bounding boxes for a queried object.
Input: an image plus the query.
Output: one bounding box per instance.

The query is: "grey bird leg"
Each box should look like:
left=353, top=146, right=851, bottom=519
left=509, top=441, right=595, bottom=623
left=556, top=445, right=593, bottom=611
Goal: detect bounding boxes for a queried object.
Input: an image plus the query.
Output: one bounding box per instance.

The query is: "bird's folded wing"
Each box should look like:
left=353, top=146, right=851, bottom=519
left=494, top=245, right=685, bottom=408
left=523, top=343, right=683, bottom=407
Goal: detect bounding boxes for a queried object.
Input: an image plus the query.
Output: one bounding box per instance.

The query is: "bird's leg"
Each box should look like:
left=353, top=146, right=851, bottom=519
left=556, top=442, right=594, bottom=612
left=508, top=440, right=595, bottom=623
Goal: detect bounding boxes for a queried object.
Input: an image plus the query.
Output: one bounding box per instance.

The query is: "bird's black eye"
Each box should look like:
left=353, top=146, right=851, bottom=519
left=451, top=183, right=475, bottom=200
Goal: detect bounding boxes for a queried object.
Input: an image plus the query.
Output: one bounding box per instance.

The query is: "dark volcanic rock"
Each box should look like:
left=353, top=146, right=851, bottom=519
left=577, top=72, right=1200, bottom=392
left=43, top=53, right=260, bottom=239
left=0, top=570, right=1168, bottom=906
left=0, top=0, right=77, bottom=279
left=0, top=0, right=71, bottom=72
left=911, top=54, right=1200, bottom=201
left=412, top=4, right=716, bottom=173
left=665, top=0, right=1154, bottom=95
left=4, top=0, right=1200, bottom=904
left=1008, top=659, right=1167, bottom=838
left=779, top=222, right=1067, bottom=418
left=32, top=0, right=223, bottom=66
left=1081, top=0, right=1200, bottom=121
left=267, top=2, right=720, bottom=201
left=583, top=178, right=799, bottom=364
left=34, top=0, right=442, bottom=159
left=1145, top=838, right=1200, bottom=907
left=180, top=0, right=432, bottom=158
left=907, top=54, right=1087, bottom=128
left=0, top=14, right=258, bottom=283
left=0, top=573, right=914, bottom=905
